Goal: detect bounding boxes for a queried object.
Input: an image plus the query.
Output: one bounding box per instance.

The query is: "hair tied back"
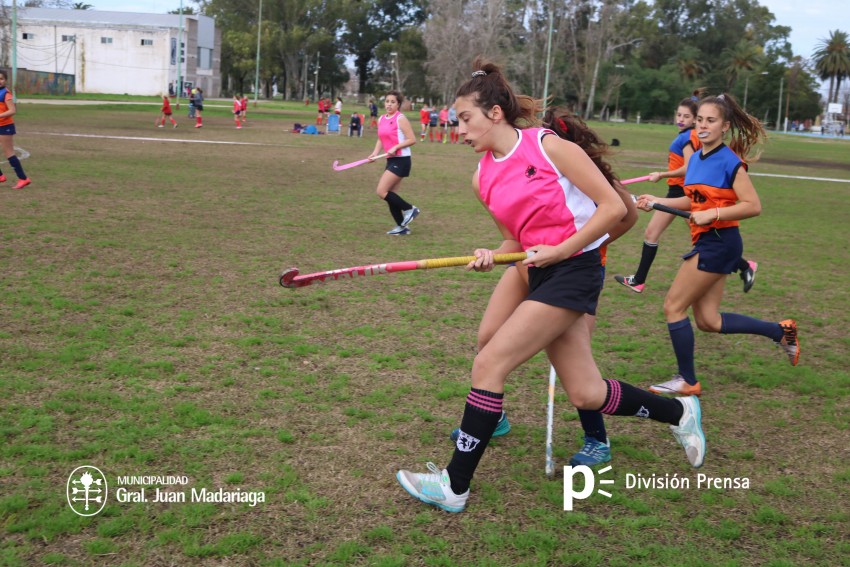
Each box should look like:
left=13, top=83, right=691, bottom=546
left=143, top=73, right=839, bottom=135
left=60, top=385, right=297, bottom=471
left=471, top=70, right=487, bottom=78
left=557, top=118, right=568, bottom=132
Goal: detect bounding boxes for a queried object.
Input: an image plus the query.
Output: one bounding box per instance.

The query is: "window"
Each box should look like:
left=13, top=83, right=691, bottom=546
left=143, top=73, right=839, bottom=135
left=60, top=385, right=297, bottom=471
left=22, top=33, right=35, bottom=40
left=141, top=39, right=153, bottom=46
left=62, top=35, right=75, bottom=42
left=101, top=37, right=113, bottom=44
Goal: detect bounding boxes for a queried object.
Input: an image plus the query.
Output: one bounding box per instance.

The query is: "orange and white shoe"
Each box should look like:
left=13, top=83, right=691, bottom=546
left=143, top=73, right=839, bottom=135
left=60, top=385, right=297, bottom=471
left=12, top=178, right=31, bottom=190
left=777, top=319, right=800, bottom=366
left=649, top=375, right=702, bottom=396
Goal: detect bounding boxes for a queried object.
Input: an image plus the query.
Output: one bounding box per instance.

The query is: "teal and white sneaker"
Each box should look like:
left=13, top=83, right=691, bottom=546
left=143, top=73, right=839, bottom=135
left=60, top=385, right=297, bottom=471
left=449, top=411, right=510, bottom=442
left=568, top=436, right=612, bottom=467
left=401, top=206, right=420, bottom=227
left=670, top=396, right=706, bottom=468
left=396, top=462, right=468, bottom=513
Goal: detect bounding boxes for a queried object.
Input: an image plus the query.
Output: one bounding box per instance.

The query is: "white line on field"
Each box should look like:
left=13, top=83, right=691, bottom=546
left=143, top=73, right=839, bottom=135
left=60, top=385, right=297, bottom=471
left=29, top=132, right=292, bottom=147
left=748, top=172, right=850, bottom=183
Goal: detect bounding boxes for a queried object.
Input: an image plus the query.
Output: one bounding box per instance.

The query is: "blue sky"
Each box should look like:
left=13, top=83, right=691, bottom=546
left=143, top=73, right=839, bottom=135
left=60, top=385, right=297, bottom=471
left=89, top=0, right=845, bottom=60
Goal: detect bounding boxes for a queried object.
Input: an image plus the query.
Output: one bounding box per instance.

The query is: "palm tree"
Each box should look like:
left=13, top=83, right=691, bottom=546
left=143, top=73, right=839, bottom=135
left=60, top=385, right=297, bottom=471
left=676, top=46, right=705, bottom=83
left=722, top=39, right=763, bottom=91
left=72, top=2, right=93, bottom=8
left=813, top=30, right=850, bottom=103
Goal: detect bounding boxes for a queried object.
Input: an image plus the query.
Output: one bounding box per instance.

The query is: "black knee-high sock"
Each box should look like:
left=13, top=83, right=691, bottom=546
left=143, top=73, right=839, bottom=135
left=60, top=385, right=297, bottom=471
left=578, top=410, right=607, bottom=443
left=633, top=241, right=658, bottom=285
left=446, top=388, right=503, bottom=495
left=7, top=156, right=26, bottom=180
left=736, top=257, right=750, bottom=273
left=598, top=379, right=683, bottom=425
left=386, top=199, right=403, bottom=225
left=384, top=191, right=412, bottom=212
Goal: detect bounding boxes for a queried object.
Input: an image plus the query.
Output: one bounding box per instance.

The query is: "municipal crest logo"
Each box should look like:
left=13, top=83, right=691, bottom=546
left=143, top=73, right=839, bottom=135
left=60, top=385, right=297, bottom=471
left=636, top=406, right=650, bottom=418
left=525, top=165, right=537, bottom=178
left=455, top=431, right=481, bottom=452
left=67, top=466, right=108, bottom=516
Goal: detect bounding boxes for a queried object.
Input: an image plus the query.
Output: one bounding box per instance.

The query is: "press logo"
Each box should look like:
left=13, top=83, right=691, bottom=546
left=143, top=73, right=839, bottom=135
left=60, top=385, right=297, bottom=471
left=67, top=466, right=108, bottom=516
left=563, top=465, right=614, bottom=511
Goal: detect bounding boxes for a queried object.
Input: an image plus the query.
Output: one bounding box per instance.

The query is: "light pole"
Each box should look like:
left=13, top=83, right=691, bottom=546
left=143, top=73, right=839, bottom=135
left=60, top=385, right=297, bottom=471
left=389, top=52, right=397, bottom=91
left=313, top=52, right=320, bottom=102
left=253, top=0, right=262, bottom=105
left=776, top=76, right=784, bottom=132
left=743, top=71, right=768, bottom=111
left=11, top=0, right=17, bottom=101
left=542, top=1, right=554, bottom=111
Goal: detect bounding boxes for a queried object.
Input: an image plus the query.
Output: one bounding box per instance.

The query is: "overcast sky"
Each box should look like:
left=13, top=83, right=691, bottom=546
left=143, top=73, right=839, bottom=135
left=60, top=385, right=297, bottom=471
left=88, top=0, right=846, bottom=60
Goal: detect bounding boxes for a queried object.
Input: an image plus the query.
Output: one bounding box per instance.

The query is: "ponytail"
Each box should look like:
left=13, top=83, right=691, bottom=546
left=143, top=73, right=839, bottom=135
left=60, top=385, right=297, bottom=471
left=455, top=56, right=542, bottom=128
left=699, top=93, right=766, bottom=161
left=542, top=107, right=618, bottom=186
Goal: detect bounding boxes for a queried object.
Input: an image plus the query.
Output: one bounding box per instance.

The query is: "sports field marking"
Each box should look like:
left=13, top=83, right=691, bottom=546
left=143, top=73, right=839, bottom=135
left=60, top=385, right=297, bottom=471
left=30, top=132, right=293, bottom=148
left=627, top=162, right=850, bottom=184
left=748, top=172, right=850, bottom=184
left=1, top=147, right=30, bottom=164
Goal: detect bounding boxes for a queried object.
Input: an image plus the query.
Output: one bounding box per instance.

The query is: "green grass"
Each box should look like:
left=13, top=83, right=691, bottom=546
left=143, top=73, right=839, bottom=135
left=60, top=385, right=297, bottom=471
left=0, top=99, right=848, bottom=565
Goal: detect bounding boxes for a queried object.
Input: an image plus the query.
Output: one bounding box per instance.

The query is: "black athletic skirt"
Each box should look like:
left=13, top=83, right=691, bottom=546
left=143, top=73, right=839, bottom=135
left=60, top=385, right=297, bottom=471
left=527, top=249, right=602, bottom=315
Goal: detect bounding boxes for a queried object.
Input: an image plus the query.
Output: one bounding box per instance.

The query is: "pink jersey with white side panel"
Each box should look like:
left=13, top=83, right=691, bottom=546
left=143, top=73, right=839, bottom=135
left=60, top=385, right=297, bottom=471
left=477, top=127, right=607, bottom=253
left=378, top=112, right=411, bottom=157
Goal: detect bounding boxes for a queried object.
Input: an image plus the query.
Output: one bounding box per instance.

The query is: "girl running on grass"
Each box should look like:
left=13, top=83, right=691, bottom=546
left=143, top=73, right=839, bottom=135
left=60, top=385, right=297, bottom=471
left=448, top=108, right=640, bottom=469
left=0, top=70, right=32, bottom=189
left=634, top=93, right=799, bottom=397
left=396, top=59, right=706, bottom=513
left=368, top=90, right=420, bottom=236
left=614, top=93, right=758, bottom=294
left=157, top=93, right=178, bottom=128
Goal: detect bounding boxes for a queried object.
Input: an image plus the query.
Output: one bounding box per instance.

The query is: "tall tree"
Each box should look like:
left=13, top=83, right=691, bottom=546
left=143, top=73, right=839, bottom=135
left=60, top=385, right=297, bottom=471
left=339, top=0, right=426, bottom=95
left=722, top=39, right=763, bottom=91
left=813, top=30, right=850, bottom=103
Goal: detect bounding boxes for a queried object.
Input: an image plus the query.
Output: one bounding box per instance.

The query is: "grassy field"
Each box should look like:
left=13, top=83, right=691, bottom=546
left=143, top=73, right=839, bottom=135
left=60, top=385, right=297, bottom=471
left=1, top=99, right=849, bottom=566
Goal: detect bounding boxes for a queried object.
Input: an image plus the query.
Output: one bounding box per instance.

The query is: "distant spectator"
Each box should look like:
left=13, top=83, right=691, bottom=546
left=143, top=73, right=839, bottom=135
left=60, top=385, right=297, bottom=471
left=349, top=112, right=362, bottom=137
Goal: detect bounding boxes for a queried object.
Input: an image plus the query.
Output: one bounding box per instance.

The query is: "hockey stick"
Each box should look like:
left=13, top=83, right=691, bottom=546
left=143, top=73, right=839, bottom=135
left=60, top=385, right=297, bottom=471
left=545, top=365, right=557, bottom=479
left=630, top=195, right=691, bottom=219
left=620, top=175, right=651, bottom=185
left=332, top=153, right=388, bottom=171
left=280, top=251, right=532, bottom=289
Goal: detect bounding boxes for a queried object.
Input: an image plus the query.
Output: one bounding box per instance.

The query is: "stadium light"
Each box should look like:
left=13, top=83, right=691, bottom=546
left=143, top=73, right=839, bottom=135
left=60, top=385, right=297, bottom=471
left=254, top=0, right=262, bottom=106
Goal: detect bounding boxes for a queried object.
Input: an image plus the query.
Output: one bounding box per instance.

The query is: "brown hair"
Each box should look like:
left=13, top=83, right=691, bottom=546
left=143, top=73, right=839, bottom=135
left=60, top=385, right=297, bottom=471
left=678, top=87, right=707, bottom=115
left=386, top=90, right=403, bottom=103
left=455, top=57, right=541, bottom=128
left=699, top=93, right=766, bottom=161
left=542, top=108, right=618, bottom=186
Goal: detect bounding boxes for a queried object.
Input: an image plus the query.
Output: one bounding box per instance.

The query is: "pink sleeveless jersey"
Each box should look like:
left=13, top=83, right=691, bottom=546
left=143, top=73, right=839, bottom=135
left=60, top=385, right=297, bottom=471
left=477, top=128, right=607, bottom=253
left=378, top=112, right=411, bottom=157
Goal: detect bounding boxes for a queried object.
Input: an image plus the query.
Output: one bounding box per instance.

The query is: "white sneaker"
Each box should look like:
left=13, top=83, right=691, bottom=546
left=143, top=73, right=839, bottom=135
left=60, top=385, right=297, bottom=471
left=649, top=374, right=702, bottom=396
left=396, top=462, right=468, bottom=513
left=386, top=225, right=405, bottom=235
left=401, top=206, right=420, bottom=227
left=670, top=396, right=706, bottom=468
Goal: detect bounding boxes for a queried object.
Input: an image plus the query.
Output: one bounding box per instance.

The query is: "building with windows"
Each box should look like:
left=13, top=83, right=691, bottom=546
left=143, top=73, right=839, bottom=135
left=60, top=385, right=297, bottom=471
left=9, top=8, right=220, bottom=96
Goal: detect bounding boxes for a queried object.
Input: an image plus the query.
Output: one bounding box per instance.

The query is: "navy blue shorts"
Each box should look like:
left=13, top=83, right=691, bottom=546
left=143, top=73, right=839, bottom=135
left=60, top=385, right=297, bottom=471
left=666, top=184, right=685, bottom=198
left=682, top=227, right=743, bottom=274
left=385, top=156, right=411, bottom=178
left=527, top=249, right=602, bottom=315
left=0, top=124, right=17, bottom=136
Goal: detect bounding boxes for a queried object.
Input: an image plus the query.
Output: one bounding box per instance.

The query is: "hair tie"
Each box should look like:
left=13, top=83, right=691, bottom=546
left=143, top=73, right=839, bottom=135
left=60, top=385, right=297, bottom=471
left=557, top=118, right=568, bottom=132
left=471, top=70, right=487, bottom=78
left=691, top=95, right=699, bottom=102
left=717, top=94, right=726, bottom=101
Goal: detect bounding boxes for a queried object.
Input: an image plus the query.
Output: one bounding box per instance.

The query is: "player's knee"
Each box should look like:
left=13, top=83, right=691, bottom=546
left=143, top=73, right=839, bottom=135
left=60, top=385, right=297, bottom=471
left=694, top=315, right=721, bottom=333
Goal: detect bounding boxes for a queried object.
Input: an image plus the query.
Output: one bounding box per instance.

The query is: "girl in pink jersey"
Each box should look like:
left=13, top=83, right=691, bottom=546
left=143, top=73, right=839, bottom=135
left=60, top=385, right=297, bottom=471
left=368, top=90, right=419, bottom=235
left=396, top=59, right=706, bottom=513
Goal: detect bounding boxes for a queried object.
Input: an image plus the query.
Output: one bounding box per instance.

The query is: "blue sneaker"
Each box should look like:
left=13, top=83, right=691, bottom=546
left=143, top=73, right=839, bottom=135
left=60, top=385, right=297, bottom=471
left=670, top=395, right=706, bottom=468
left=568, top=436, right=612, bottom=467
left=396, top=462, right=468, bottom=513
left=449, top=411, right=510, bottom=442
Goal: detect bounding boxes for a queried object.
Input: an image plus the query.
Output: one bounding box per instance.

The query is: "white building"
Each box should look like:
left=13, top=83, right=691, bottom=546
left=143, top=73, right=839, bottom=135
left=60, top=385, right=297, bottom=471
left=8, top=8, right=220, bottom=96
